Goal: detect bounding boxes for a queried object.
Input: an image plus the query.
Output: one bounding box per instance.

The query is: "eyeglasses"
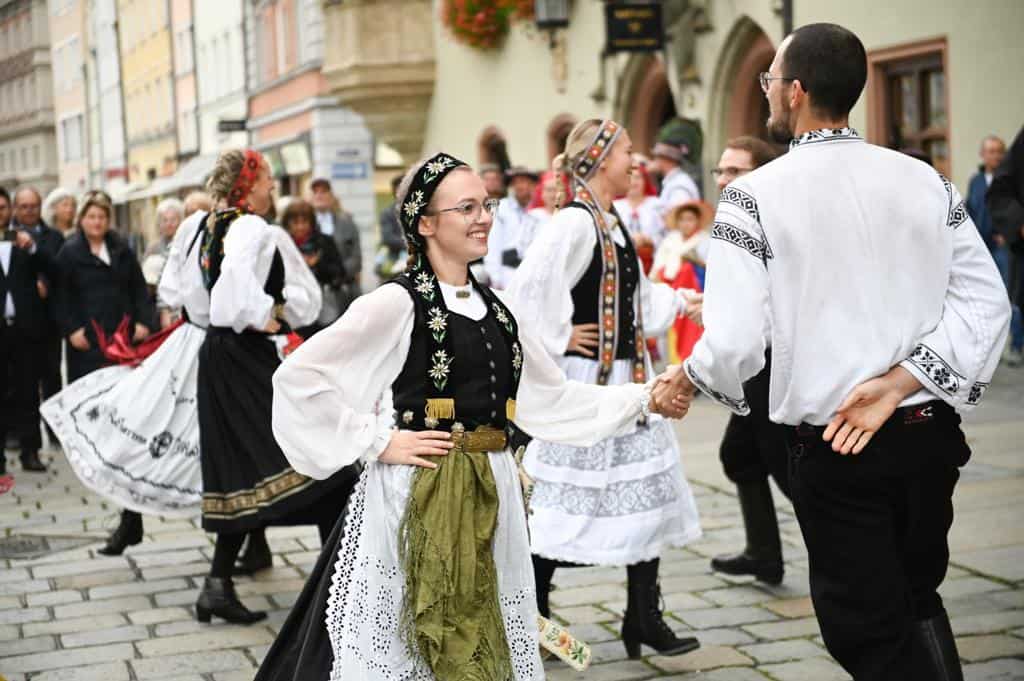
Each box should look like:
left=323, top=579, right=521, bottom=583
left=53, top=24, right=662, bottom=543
left=759, top=72, right=796, bottom=93
left=711, top=166, right=755, bottom=179
left=430, top=198, right=500, bottom=224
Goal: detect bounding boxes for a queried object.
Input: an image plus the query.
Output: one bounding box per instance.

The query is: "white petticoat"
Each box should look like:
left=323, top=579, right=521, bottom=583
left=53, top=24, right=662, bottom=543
left=524, top=356, right=702, bottom=566
left=40, top=323, right=205, bottom=517
left=325, top=455, right=544, bottom=681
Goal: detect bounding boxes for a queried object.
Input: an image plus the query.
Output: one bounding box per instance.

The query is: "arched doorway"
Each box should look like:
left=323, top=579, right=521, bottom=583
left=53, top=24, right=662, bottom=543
left=547, top=114, right=577, bottom=162
left=707, top=18, right=778, bottom=177
left=477, top=126, right=511, bottom=173
left=616, top=54, right=678, bottom=156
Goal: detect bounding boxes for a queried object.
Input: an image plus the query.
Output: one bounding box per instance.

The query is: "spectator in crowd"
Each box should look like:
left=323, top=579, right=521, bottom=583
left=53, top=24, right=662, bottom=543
left=988, top=125, right=1024, bottom=366
left=484, top=166, right=538, bottom=289
left=146, top=198, right=185, bottom=258
left=652, top=141, right=701, bottom=215
left=281, top=198, right=346, bottom=337
left=375, top=174, right=407, bottom=281
left=1, top=211, right=53, bottom=473
left=0, top=188, right=10, bottom=228
left=614, top=156, right=665, bottom=274
left=42, top=188, right=78, bottom=239
left=53, top=190, right=154, bottom=382
left=183, top=191, right=212, bottom=218
left=309, top=178, right=361, bottom=310
left=11, top=187, right=65, bottom=427
left=526, top=171, right=560, bottom=225
left=479, top=163, right=506, bottom=200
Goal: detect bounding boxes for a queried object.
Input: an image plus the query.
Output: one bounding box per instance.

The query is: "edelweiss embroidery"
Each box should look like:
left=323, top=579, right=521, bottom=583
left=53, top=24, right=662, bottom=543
left=426, top=307, right=448, bottom=343
left=428, top=350, right=453, bottom=391
left=907, top=344, right=964, bottom=395
left=712, top=221, right=773, bottom=263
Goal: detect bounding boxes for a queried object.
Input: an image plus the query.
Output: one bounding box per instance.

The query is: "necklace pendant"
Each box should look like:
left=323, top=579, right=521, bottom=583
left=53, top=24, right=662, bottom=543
left=455, top=289, right=471, bottom=299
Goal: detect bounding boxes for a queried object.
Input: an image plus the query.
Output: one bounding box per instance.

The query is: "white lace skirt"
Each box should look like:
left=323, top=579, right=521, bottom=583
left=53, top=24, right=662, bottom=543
left=325, top=455, right=545, bottom=681
left=40, top=323, right=205, bottom=517
left=524, top=357, right=702, bottom=566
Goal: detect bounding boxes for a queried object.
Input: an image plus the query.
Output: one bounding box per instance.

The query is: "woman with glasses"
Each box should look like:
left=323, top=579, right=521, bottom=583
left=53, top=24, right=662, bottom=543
left=506, top=119, right=703, bottom=660
left=255, top=153, right=692, bottom=680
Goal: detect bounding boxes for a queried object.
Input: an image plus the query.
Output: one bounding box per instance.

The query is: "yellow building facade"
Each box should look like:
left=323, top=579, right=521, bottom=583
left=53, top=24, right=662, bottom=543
left=118, top=0, right=177, bottom=185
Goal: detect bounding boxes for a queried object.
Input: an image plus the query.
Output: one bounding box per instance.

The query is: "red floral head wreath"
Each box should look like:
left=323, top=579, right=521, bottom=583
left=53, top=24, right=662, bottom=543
left=228, top=150, right=264, bottom=210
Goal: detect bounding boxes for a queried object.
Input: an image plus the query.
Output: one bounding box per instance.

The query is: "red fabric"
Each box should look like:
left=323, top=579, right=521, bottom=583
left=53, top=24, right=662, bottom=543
left=91, top=316, right=185, bottom=367
left=0, top=475, right=13, bottom=494
left=654, top=260, right=704, bottom=363
left=229, top=149, right=264, bottom=210
left=527, top=170, right=573, bottom=210
left=635, top=163, right=659, bottom=197
left=282, top=332, right=304, bottom=357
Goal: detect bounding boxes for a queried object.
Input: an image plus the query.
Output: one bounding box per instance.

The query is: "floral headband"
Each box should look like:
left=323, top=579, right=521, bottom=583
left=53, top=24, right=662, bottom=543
left=399, top=153, right=467, bottom=247
left=572, top=120, right=623, bottom=181
left=228, top=150, right=264, bottom=210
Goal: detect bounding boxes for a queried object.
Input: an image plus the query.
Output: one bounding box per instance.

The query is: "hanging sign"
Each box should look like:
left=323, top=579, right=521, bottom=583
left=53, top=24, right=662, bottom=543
left=604, top=2, right=663, bottom=53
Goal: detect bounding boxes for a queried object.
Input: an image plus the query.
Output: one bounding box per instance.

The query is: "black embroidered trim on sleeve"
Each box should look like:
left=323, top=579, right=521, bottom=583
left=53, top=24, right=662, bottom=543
left=719, top=186, right=761, bottom=223
left=937, top=173, right=968, bottom=229
left=712, top=221, right=773, bottom=264
left=684, top=361, right=749, bottom=413
left=967, top=381, right=988, bottom=406
left=906, top=343, right=965, bottom=395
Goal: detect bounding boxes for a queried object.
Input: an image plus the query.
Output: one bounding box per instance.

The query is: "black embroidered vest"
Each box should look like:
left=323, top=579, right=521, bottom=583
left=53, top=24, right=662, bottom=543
left=565, top=210, right=641, bottom=361
left=390, top=279, right=516, bottom=432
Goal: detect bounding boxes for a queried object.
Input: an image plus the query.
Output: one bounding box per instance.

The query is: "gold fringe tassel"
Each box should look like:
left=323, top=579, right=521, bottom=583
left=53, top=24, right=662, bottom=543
left=425, top=398, right=455, bottom=421
left=506, top=399, right=516, bottom=422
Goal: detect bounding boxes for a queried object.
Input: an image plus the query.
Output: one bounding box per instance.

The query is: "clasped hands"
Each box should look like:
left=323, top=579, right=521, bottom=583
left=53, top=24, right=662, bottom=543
left=648, top=365, right=697, bottom=420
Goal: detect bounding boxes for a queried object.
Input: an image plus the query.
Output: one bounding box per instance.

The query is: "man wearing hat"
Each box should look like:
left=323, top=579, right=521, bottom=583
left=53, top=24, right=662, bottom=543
left=309, top=177, right=362, bottom=314
left=652, top=142, right=701, bottom=218
left=483, top=166, right=539, bottom=289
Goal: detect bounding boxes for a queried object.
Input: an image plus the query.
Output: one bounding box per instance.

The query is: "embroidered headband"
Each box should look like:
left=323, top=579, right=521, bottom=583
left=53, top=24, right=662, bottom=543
left=228, top=150, right=264, bottom=210
left=399, top=152, right=467, bottom=247
left=572, top=120, right=623, bottom=181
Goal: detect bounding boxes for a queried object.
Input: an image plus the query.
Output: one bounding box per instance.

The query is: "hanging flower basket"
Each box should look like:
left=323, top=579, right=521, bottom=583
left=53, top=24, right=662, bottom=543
left=441, top=0, right=535, bottom=50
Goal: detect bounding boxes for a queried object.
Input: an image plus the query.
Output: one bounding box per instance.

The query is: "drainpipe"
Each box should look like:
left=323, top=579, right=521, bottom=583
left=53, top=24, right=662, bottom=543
left=782, top=0, right=793, bottom=35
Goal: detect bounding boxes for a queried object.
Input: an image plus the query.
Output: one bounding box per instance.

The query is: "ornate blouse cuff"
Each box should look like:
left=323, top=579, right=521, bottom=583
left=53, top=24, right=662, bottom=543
left=365, top=425, right=394, bottom=463
left=639, top=383, right=654, bottom=420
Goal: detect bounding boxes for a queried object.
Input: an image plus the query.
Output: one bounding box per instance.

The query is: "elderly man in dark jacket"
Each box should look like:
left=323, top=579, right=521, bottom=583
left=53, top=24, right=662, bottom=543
left=11, top=187, right=65, bottom=424
left=1, top=222, right=54, bottom=472
left=309, top=178, right=361, bottom=313
left=987, top=125, right=1024, bottom=365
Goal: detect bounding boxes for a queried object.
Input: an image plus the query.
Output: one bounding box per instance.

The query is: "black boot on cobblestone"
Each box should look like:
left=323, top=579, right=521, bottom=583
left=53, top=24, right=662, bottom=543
left=234, top=530, right=273, bottom=576
left=98, top=510, right=144, bottom=556
left=19, top=451, right=47, bottom=473
left=622, top=559, right=700, bottom=659
left=911, top=612, right=964, bottom=681
left=196, top=577, right=267, bottom=625
left=710, top=480, right=784, bottom=585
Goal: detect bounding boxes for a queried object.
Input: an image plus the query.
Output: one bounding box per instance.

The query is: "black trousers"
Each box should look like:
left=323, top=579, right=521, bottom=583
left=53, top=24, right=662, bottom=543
left=0, top=324, right=42, bottom=456
left=39, top=332, right=62, bottom=401
left=719, top=362, right=790, bottom=497
left=786, top=400, right=969, bottom=681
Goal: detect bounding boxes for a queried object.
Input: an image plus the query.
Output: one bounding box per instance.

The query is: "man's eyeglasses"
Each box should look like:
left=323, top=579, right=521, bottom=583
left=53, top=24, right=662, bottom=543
left=759, top=72, right=795, bottom=94
left=429, top=198, right=500, bottom=224
left=711, top=166, right=755, bottom=180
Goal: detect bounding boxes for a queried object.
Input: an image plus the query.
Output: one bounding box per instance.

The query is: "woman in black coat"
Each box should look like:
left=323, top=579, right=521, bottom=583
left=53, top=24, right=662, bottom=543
left=280, top=198, right=345, bottom=337
left=54, top=191, right=155, bottom=382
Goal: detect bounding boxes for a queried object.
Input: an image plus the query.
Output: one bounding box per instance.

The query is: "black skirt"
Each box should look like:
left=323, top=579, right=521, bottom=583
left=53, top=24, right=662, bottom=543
left=197, top=327, right=357, bottom=533
left=255, top=487, right=351, bottom=679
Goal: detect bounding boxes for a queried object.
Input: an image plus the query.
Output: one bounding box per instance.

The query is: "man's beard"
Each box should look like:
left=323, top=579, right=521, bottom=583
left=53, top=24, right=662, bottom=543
left=766, top=102, right=793, bottom=144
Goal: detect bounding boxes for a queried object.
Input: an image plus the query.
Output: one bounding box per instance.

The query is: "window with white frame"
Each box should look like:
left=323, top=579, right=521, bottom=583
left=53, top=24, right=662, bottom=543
left=62, top=115, right=85, bottom=162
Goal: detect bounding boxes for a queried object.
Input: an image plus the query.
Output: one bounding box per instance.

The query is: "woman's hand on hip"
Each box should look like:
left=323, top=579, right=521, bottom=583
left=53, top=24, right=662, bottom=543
left=378, top=430, right=453, bottom=469
left=566, top=323, right=600, bottom=357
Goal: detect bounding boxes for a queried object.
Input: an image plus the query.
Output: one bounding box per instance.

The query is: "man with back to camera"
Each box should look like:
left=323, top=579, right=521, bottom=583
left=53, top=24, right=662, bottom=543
left=656, top=23, right=1009, bottom=681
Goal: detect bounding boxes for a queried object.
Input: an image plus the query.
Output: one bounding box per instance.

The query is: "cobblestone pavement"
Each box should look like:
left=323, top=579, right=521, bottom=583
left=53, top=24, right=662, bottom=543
left=1, top=365, right=1022, bottom=680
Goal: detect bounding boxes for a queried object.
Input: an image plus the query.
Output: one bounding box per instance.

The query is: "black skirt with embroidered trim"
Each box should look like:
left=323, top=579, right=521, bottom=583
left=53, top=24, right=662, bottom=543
left=197, top=327, right=357, bottom=533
